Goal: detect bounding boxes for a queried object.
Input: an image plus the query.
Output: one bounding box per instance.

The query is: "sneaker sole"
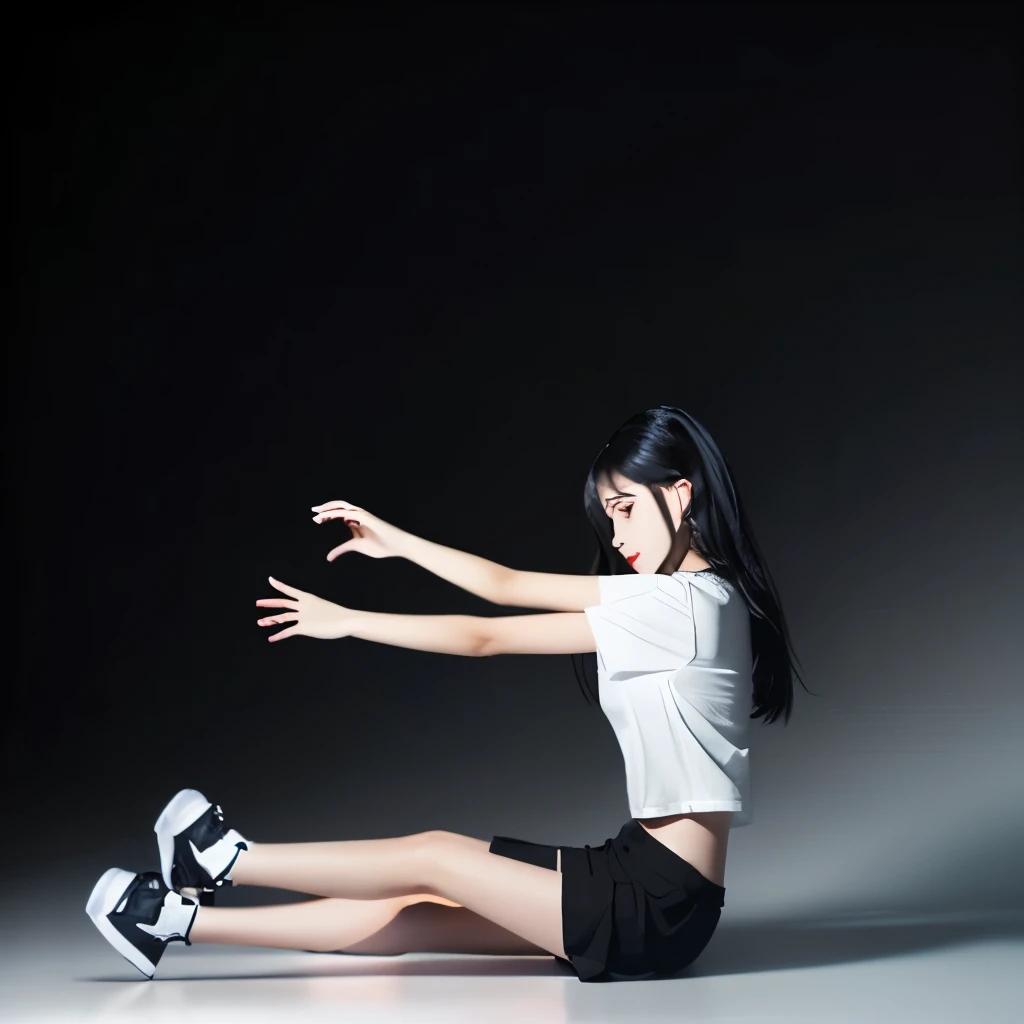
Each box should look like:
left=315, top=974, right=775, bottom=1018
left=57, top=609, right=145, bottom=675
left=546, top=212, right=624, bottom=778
left=154, top=789, right=212, bottom=891
left=86, top=868, right=158, bottom=979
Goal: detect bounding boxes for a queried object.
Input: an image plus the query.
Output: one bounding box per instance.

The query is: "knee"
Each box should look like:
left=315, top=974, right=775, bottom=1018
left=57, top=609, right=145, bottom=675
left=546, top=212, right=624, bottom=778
left=411, top=830, right=487, bottom=859
left=409, top=830, right=456, bottom=857
left=417, top=829, right=456, bottom=842
left=406, top=830, right=457, bottom=890
left=409, top=829, right=457, bottom=844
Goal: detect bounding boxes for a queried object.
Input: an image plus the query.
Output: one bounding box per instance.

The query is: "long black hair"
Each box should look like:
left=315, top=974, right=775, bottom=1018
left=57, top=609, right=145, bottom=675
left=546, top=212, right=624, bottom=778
left=570, top=405, right=813, bottom=725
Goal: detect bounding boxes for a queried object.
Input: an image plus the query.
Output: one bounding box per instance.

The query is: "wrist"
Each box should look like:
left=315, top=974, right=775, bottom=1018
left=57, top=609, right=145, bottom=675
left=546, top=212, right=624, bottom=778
left=345, top=605, right=369, bottom=638
left=389, top=527, right=420, bottom=561
left=335, top=602, right=360, bottom=634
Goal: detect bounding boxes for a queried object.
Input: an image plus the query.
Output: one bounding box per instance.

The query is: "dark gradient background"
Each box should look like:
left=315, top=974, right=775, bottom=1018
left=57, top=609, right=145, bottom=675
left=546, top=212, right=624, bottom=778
left=7, top=1, right=1022, bottom=942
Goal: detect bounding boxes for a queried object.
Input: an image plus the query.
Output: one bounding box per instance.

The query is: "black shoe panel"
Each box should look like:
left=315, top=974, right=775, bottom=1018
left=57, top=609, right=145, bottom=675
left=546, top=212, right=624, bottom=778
left=169, top=803, right=242, bottom=891
left=107, top=872, right=175, bottom=970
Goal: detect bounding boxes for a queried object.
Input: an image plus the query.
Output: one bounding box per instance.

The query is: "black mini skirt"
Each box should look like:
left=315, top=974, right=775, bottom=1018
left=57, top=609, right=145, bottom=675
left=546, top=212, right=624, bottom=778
left=489, top=818, right=726, bottom=983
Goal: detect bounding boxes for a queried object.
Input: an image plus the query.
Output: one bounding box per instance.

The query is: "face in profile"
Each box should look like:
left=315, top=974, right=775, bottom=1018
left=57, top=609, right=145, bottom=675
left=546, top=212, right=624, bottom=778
left=596, top=472, right=694, bottom=574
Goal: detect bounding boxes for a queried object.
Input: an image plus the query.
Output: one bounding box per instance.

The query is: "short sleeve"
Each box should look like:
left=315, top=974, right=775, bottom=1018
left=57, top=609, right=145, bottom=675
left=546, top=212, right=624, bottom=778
left=583, top=573, right=696, bottom=679
left=594, top=572, right=660, bottom=604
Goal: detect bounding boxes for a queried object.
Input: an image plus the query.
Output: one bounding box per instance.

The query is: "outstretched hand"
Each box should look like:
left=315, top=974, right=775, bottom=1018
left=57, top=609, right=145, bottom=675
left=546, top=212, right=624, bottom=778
left=311, top=500, right=407, bottom=561
left=256, top=576, right=353, bottom=642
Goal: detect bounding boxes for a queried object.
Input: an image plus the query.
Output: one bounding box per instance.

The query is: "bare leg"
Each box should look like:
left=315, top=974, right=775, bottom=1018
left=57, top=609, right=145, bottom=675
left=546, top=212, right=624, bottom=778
left=189, top=895, right=416, bottom=950
left=220, top=830, right=567, bottom=959
left=188, top=894, right=552, bottom=956
left=228, top=832, right=431, bottom=900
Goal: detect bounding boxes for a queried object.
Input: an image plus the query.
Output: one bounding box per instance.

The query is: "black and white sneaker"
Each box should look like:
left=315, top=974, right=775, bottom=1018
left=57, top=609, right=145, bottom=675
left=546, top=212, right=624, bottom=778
left=154, top=789, right=251, bottom=905
left=86, top=868, right=198, bottom=979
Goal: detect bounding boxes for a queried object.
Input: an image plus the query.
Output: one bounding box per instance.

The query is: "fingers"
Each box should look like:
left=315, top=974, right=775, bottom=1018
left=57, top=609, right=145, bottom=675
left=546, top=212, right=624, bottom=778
left=256, top=598, right=299, bottom=608
left=267, top=575, right=304, bottom=597
left=311, top=501, right=363, bottom=513
left=257, top=605, right=299, bottom=642
left=256, top=613, right=299, bottom=626
left=268, top=625, right=299, bottom=642
left=313, top=510, right=362, bottom=524
left=326, top=541, right=352, bottom=561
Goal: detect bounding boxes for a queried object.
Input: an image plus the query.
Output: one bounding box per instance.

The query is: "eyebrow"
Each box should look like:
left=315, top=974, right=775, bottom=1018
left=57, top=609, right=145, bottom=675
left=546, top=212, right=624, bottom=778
left=603, top=490, right=636, bottom=507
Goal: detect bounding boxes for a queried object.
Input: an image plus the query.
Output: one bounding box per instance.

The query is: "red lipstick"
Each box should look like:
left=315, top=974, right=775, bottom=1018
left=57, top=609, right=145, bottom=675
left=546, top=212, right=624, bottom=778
left=626, top=552, right=640, bottom=566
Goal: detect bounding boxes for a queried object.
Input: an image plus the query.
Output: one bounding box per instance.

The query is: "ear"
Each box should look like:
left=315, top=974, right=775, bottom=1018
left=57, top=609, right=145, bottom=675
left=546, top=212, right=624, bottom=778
left=672, top=478, right=692, bottom=502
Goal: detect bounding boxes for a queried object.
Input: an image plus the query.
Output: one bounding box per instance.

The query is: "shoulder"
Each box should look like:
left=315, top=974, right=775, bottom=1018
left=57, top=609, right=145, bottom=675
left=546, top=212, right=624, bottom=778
left=583, top=573, right=697, bottom=659
left=595, top=572, right=657, bottom=601
left=685, top=570, right=736, bottom=604
left=589, top=572, right=695, bottom=618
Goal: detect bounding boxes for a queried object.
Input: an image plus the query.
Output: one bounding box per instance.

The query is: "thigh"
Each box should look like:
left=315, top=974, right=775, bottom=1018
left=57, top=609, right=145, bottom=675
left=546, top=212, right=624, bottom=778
left=415, top=830, right=567, bottom=960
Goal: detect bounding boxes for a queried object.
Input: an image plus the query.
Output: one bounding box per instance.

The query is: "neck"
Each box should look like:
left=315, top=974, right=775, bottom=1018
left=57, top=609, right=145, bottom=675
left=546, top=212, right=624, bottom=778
left=677, top=551, right=711, bottom=572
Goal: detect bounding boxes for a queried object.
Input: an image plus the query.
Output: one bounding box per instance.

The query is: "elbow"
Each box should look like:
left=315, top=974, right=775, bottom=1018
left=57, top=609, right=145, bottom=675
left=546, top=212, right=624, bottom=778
left=475, top=623, right=497, bottom=657
left=491, top=566, right=514, bottom=607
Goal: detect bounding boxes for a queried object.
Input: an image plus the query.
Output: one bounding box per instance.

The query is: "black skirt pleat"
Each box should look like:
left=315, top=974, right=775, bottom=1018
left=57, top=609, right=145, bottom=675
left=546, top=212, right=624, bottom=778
left=489, top=819, right=725, bottom=983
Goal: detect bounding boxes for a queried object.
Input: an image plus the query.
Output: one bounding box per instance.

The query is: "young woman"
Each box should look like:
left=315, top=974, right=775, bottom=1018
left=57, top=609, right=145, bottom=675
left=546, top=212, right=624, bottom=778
left=86, top=405, right=806, bottom=983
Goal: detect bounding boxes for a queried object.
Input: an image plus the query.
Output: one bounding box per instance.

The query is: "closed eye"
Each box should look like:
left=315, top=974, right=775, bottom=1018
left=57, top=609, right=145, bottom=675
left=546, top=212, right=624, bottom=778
left=618, top=504, right=633, bottom=518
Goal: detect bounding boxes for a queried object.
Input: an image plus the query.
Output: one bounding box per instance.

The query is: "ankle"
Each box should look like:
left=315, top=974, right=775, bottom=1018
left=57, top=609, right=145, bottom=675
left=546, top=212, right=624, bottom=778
left=225, top=840, right=255, bottom=887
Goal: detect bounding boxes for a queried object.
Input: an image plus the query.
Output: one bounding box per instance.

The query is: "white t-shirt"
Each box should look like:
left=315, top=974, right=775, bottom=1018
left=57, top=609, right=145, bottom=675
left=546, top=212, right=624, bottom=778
left=583, top=569, right=753, bottom=828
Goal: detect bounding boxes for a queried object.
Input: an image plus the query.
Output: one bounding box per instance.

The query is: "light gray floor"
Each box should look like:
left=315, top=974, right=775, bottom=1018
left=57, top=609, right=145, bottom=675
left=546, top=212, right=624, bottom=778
left=2, top=900, right=1020, bottom=1023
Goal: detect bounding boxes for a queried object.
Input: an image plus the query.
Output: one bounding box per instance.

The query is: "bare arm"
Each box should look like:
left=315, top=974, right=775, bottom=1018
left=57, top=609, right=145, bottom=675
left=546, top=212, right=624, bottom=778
left=347, top=611, right=490, bottom=656
left=500, top=570, right=601, bottom=612
left=395, top=534, right=601, bottom=611
left=479, top=612, right=597, bottom=656
left=257, top=575, right=597, bottom=654
left=343, top=609, right=597, bottom=658
left=392, top=532, right=511, bottom=605
left=312, top=502, right=601, bottom=611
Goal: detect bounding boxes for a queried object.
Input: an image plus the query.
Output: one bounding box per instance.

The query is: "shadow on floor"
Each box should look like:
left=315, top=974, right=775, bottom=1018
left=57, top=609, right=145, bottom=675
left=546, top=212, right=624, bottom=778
left=79, top=907, right=1024, bottom=984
